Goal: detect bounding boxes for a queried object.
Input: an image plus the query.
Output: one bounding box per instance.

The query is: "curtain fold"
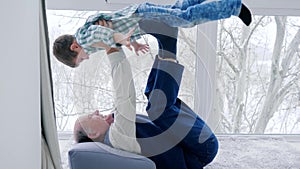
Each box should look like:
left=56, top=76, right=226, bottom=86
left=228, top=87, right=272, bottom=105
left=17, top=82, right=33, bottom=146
left=40, top=0, right=62, bottom=168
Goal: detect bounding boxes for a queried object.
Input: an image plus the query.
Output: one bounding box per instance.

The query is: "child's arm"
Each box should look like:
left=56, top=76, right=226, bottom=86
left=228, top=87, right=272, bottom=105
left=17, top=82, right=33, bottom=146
left=90, top=21, right=147, bottom=54
left=76, top=19, right=131, bottom=52
left=112, top=27, right=137, bottom=50
left=112, top=29, right=149, bottom=55
left=81, top=20, right=148, bottom=55
left=76, top=24, right=116, bottom=51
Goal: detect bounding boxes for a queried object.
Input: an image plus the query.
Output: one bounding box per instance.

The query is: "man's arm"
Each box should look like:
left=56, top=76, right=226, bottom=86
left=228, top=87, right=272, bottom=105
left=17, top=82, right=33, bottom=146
left=106, top=48, right=141, bottom=154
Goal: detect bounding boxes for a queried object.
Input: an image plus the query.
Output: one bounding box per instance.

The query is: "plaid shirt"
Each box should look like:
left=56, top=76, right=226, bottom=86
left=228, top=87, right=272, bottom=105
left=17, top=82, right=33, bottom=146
left=75, top=4, right=142, bottom=55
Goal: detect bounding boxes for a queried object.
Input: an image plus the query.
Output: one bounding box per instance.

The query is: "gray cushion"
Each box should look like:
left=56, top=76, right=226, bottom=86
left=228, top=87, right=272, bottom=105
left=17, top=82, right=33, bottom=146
left=69, top=142, right=156, bottom=169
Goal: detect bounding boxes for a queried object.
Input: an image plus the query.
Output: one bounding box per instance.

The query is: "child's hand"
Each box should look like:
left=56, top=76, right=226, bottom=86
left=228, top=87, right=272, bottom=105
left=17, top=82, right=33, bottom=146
left=131, top=41, right=149, bottom=56
left=113, top=27, right=136, bottom=51
left=113, top=32, right=131, bottom=49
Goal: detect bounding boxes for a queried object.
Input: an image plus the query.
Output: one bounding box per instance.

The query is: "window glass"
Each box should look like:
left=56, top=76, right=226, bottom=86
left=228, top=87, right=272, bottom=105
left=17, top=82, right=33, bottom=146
left=216, top=16, right=300, bottom=134
left=47, top=10, right=196, bottom=133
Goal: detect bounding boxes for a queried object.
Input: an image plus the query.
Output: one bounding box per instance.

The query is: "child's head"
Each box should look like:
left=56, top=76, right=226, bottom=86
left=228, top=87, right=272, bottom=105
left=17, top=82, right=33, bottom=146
left=53, top=34, right=77, bottom=67
left=53, top=34, right=89, bottom=68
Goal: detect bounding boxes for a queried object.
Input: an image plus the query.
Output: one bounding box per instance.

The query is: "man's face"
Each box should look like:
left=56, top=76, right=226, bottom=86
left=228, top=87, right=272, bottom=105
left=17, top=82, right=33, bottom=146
left=75, top=110, right=111, bottom=139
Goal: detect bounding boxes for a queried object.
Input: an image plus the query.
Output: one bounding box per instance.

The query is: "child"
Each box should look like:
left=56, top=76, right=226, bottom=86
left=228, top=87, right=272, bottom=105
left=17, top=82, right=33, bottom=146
left=53, top=0, right=251, bottom=68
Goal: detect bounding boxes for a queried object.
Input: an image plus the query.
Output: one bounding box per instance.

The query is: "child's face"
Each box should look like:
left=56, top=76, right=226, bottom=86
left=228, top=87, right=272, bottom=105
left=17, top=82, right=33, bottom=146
left=74, top=49, right=89, bottom=66
left=70, top=40, right=89, bottom=66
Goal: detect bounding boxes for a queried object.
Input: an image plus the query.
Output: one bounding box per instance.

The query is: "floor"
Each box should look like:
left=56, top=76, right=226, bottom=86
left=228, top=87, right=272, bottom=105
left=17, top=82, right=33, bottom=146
left=59, top=134, right=300, bottom=169
left=205, top=135, right=300, bottom=169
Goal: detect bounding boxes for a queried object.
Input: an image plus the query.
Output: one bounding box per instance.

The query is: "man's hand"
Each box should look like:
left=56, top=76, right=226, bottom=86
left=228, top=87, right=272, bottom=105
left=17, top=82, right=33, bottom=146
left=131, top=41, right=149, bottom=56
left=94, top=19, right=113, bottom=29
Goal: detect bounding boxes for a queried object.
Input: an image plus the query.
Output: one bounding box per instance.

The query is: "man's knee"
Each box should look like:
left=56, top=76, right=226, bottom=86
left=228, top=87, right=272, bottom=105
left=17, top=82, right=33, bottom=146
left=203, top=135, right=219, bottom=166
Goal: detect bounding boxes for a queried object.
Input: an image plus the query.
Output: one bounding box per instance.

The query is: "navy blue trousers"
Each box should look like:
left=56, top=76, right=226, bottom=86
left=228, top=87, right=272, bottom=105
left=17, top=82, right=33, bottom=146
left=136, top=19, right=218, bottom=169
left=135, top=58, right=218, bottom=169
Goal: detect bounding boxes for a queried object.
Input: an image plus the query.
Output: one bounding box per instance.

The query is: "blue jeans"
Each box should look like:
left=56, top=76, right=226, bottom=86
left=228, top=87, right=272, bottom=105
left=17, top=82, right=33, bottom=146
left=136, top=0, right=241, bottom=27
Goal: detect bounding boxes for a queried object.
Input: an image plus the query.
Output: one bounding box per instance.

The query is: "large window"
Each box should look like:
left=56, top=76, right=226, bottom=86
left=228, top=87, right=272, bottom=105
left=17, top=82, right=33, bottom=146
left=215, top=16, right=300, bottom=134
left=47, top=10, right=196, bottom=168
left=46, top=0, right=300, bottom=168
left=47, top=10, right=196, bottom=133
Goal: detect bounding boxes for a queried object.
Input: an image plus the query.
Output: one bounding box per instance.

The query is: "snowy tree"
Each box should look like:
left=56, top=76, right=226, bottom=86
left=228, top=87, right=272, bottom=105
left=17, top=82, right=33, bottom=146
left=255, top=16, right=300, bottom=133
left=216, top=16, right=300, bottom=134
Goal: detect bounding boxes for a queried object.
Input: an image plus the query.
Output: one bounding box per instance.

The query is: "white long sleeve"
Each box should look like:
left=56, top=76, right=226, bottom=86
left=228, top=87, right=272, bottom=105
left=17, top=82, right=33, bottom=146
left=107, top=49, right=141, bottom=154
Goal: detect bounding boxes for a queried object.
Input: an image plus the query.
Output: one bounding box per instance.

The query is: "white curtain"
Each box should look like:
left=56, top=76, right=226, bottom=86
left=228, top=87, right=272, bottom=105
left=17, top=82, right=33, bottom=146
left=40, top=0, right=62, bottom=168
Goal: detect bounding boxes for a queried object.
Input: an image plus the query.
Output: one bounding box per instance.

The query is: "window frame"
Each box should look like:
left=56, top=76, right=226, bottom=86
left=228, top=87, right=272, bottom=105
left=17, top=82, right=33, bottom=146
left=46, top=0, right=175, bottom=11
left=46, top=0, right=300, bottom=15
left=46, top=0, right=300, bottom=132
left=195, top=0, right=300, bottom=130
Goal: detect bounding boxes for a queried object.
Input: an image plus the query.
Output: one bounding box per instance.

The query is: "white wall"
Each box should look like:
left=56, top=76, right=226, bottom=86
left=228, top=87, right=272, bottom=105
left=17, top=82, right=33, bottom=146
left=0, top=0, right=40, bottom=169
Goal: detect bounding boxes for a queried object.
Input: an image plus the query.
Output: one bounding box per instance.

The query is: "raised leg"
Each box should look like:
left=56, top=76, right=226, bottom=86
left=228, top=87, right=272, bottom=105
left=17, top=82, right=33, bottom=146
left=137, top=0, right=251, bottom=27
left=138, top=19, right=179, bottom=99
left=138, top=19, right=178, bottom=59
left=172, top=0, right=206, bottom=10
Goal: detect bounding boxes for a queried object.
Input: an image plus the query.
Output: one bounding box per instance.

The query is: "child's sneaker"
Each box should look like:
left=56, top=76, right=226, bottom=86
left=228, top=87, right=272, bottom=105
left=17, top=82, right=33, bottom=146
left=238, top=3, right=252, bottom=26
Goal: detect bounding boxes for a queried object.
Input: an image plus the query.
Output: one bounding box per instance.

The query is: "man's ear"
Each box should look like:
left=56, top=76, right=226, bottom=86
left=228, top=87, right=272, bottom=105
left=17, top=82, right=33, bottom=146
left=70, top=41, right=80, bottom=51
